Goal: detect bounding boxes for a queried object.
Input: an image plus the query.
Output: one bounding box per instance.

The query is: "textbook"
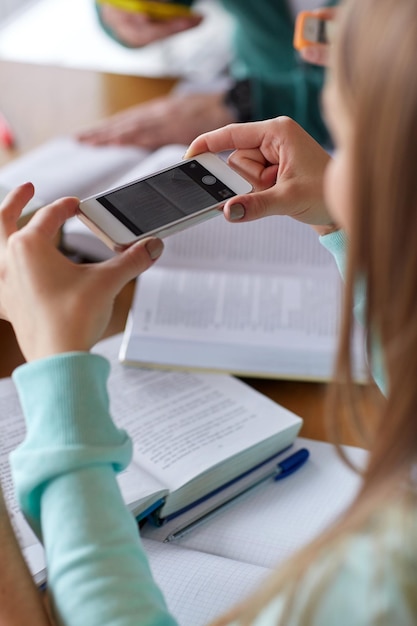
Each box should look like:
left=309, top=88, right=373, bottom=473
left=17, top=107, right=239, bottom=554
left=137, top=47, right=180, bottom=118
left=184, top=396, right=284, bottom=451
left=120, top=214, right=366, bottom=381
left=0, top=137, right=366, bottom=381
left=0, top=334, right=302, bottom=580
left=100, top=336, right=303, bottom=524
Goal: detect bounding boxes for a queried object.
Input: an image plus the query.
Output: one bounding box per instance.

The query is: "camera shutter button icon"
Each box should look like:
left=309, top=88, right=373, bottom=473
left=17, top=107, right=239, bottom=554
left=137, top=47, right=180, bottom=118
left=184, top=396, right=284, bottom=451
left=202, top=175, right=217, bottom=185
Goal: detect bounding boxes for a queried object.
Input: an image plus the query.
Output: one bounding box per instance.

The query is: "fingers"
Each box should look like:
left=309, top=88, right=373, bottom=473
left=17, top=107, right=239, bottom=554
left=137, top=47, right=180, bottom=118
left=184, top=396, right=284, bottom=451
left=24, top=197, right=79, bottom=238
left=223, top=186, right=288, bottom=223
left=76, top=101, right=162, bottom=146
left=185, top=122, right=269, bottom=159
left=185, top=119, right=286, bottom=185
left=227, top=149, right=279, bottom=190
left=95, top=237, right=164, bottom=293
left=311, top=7, right=337, bottom=20
left=145, top=16, right=202, bottom=40
left=0, top=183, right=35, bottom=238
left=300, top=44, right=330, bottom=67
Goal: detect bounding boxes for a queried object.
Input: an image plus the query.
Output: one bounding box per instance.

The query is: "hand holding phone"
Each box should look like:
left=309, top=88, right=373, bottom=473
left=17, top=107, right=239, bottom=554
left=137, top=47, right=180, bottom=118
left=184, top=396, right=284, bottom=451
left=293, top=9, right=336, bottom=66
left=78, top=153, right=252, bottom=252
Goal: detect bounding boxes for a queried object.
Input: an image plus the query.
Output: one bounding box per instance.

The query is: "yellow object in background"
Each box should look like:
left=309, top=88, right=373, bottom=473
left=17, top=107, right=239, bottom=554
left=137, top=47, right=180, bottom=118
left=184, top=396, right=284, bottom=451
left=97, top=0, right=193, bottom=19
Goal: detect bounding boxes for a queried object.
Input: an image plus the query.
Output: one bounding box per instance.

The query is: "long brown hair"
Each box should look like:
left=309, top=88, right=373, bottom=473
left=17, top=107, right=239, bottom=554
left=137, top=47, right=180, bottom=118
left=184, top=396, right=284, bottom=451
left=212, top=0, right=417, bottom=623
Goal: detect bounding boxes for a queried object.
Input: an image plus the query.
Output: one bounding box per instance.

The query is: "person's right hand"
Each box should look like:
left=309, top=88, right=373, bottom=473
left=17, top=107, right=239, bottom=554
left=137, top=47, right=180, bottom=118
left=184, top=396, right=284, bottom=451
left=99, top=3, right=203, bottom=47
left=77, top=91, right=235, bottom=149
left=0, top=184, right=163, bottom=362
left=186, top=116, right=337, bottom=236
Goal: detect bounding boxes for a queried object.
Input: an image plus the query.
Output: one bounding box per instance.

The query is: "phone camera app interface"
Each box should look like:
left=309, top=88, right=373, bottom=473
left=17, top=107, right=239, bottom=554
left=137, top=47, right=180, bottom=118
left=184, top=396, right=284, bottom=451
left=97, top=160, right=235, bottom=236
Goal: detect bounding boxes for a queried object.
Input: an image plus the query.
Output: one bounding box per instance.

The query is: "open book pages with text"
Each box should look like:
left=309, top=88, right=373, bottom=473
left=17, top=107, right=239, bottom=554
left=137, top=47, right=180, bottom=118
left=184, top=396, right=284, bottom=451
left=121, top=214, right=366, bottom=381
left=94, top=335, right=303, bottom=521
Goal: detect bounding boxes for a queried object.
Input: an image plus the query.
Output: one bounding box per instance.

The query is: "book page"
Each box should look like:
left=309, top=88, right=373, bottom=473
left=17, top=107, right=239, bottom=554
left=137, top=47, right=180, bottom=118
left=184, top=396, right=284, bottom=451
left=0, top=377, right=46, bottom=582
left=143, top=537, right=270, bottom=626
left=128, top=216, right=342, bottom=349
left=0, top=136, right=150, bottom=204
left=95, top=336, right=301, bottom=508
left=160, top=214, right=335, bottom=274
left=122, top=215, right=366, bottom=380
left=143, top=437, right=367, bottom=570
left=127, top=265, right=342, bottom=350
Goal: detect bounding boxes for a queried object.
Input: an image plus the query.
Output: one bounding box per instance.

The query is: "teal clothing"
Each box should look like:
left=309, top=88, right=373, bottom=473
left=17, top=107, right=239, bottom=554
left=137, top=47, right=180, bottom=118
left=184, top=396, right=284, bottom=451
left=8, top=229, right=415, bottom=625
left=95, top=0, right=338, bottom=146
left=319, top=229, right=386, bottom=390
left=220, top=0, right=337, bottom=145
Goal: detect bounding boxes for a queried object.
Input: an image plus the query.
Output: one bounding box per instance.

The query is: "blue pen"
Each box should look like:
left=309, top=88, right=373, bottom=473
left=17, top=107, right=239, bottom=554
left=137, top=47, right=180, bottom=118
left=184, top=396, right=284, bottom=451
left=274, top=447, right=310, bottom=481
left=164, top=447, right=310, bottom=542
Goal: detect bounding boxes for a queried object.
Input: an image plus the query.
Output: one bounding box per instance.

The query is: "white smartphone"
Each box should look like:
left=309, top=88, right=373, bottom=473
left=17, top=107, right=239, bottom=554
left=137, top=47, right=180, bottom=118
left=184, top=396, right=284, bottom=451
left=78, top=153, right=252, bottom=252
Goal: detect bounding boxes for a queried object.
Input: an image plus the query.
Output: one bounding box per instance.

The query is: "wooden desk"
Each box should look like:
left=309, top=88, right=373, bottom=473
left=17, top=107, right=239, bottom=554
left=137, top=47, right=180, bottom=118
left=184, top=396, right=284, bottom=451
left=0, top=60, right=176, bottom=167
left=0, top=61, right=373, bottom=447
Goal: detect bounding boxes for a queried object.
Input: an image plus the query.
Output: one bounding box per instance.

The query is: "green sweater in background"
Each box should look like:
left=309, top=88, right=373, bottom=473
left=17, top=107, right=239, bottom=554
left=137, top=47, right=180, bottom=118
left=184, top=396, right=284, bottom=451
left=220, top=0, right=338, bottom=145
left=95, top=0, right=338, bottom=146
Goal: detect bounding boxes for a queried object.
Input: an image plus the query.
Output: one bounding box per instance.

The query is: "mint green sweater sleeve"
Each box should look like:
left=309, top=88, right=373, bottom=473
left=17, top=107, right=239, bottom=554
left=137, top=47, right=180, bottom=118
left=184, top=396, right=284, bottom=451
left=319, top=229, right=386, bottom=391
left=10, top=353, right=177, bottom=626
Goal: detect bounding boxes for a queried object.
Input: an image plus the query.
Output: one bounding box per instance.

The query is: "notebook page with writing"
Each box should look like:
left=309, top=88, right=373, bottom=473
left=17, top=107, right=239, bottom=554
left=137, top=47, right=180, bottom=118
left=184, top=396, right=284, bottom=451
left=143, top=538, right=270, bottom=626
left=143, top=437, right=367, bottom=569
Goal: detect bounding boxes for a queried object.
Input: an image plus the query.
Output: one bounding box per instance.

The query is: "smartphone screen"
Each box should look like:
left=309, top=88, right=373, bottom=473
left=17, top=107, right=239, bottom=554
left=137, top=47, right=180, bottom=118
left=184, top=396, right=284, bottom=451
left=96, top=160, right=236, bottom=236
left=303, top=16, right=330, bottom=44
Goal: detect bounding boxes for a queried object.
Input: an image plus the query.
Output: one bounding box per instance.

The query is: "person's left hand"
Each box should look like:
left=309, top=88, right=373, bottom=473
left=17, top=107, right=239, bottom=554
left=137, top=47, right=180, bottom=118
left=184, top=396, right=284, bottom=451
left=0, top=183, right=163, bottom=362
left=77, top=91, right=235, bottom=149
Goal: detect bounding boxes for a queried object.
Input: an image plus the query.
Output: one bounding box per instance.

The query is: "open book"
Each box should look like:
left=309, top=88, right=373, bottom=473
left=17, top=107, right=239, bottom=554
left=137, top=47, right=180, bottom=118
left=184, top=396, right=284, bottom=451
left=0, top=335, right=301, bottom=572
left=120, top=214, right=366, bottom=381
left=100, top=337, right=303, bottom=524
left=0, top=137, right=365, bottom=381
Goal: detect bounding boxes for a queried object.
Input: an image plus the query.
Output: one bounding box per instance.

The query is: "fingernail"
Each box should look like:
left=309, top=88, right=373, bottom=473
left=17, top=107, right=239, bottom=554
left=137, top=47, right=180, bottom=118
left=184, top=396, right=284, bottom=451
left=146, top=238, right=164, bottom=260
left=229, top=203, right=245, bottom=221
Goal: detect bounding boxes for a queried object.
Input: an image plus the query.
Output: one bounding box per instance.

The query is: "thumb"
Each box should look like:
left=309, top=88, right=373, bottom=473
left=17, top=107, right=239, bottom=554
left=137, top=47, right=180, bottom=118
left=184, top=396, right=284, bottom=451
left=223, top=185, right=292, bottom=223
left=96, top=237, right=164, bottom=293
